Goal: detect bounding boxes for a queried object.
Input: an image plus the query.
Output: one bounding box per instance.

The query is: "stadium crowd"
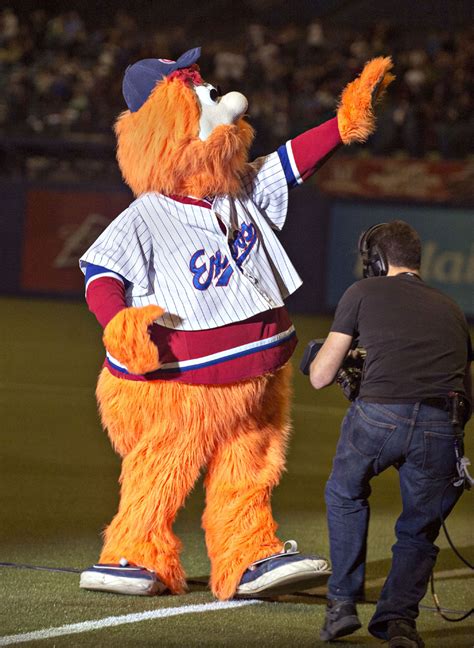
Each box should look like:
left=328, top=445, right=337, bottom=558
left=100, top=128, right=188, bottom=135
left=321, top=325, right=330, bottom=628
left=0, top=6, right=472, bottom=160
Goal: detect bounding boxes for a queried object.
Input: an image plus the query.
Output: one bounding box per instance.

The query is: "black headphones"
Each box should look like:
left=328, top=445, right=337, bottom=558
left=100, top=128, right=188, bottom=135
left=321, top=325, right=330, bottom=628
left=358, top=223, right=388, bottom=278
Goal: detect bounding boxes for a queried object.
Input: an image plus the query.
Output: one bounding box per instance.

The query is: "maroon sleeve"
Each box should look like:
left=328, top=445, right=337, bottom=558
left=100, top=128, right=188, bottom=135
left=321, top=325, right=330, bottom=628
left=291, top=117, right=342, bottom=182
left=86, top=277, right=127, bottom=328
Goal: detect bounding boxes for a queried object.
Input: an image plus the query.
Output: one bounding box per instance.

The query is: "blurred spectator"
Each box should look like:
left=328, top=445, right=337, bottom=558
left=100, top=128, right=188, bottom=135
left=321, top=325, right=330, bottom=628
left=214, top=50, right=247, bottom=82
left=0, top=5, right=472, bottom=174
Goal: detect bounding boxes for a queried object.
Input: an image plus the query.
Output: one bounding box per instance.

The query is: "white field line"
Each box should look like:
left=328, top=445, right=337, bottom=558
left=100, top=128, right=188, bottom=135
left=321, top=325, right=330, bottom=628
left=0, top=599, right=262, bottom=646
left=1, top=568, right=471, bottom=645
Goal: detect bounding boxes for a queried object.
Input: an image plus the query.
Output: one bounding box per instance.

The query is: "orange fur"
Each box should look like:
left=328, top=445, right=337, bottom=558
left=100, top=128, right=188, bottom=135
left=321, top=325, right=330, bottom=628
left=337, top=56, right=395, bottom=144
left=96, top=364, right=292, bottom=598
left=115, top=76, right=254, bottom=198
left=102, top=305, right=163, bottom=375
left=203, top=363, right=292, bottom=599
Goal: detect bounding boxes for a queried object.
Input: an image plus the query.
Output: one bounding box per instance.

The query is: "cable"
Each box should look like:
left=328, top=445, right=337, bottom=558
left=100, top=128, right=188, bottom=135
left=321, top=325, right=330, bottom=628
left=0, top=561, right=208, bottom=589
left=420, top=601, right=472, bottom=616
left=440, top=513, right=473, bottom=570
left=430, top=574, right=473, bottom=622
left=429, top=464, right=474, bottom=623
left=0, top=561, right=81, bottom=573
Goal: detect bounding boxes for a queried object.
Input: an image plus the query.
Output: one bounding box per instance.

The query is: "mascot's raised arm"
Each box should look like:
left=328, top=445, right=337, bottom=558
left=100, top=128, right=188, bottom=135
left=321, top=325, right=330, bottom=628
left=79, top=47, right=394, bottom=600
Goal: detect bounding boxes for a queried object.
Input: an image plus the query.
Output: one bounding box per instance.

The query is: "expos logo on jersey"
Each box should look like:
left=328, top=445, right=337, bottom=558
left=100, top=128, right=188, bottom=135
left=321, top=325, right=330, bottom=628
left=189, top=222, right=257, bottom=290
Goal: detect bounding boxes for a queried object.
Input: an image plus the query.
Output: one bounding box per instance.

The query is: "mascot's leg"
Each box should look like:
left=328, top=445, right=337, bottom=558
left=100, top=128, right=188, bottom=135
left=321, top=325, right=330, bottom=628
left=203, top=364, right=328, bottom=600
left=89, top=369, right=214, bottom=595
left=203, top=366, right=289, bottom=600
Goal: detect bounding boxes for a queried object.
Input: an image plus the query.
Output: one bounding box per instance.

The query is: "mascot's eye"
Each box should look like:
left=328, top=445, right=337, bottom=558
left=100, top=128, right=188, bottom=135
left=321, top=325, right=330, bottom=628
left=195, top=84, right=221, bottom=107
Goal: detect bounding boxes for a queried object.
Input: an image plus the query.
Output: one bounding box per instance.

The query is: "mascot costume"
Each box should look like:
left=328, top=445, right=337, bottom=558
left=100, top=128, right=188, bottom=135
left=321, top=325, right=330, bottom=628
left=79, top=47, right=393, bottom=600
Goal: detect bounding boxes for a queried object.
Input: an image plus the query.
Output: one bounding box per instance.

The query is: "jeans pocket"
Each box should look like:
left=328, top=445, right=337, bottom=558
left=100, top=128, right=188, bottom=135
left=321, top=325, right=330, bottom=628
left=422, top=430, right=463, bottom=479
left=350, top=404, right=396, bottom=458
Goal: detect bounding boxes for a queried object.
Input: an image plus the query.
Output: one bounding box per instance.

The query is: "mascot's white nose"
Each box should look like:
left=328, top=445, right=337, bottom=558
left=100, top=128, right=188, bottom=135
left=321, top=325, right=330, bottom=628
left=220, top=91, right=248, bottom=121
left=197, top=88, right=248, bottom=141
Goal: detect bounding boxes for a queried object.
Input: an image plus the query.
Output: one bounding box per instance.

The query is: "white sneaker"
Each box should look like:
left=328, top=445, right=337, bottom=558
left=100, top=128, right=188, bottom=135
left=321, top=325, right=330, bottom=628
left=235, top=541, right=331, bottom=597
left=80, top=560, right=166, bottom=596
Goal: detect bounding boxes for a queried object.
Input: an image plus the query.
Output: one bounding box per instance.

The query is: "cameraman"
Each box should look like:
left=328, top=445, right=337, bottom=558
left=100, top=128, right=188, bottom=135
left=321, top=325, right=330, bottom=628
left=309, top=221, right=472, bottom=648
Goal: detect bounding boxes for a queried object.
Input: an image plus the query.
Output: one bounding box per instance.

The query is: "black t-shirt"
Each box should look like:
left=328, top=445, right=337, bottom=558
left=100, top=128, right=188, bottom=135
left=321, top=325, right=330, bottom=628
left=331, top=273, right=472, bottom=402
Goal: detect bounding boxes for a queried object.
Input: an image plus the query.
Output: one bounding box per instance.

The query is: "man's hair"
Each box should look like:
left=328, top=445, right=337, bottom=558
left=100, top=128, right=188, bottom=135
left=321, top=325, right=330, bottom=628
left=372, top=220, right=421, bottom=270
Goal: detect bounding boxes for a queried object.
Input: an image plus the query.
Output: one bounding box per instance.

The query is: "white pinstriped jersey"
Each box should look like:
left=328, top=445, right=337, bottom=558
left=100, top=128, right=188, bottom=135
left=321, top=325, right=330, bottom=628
left=80, top=152, right=302, bottom=331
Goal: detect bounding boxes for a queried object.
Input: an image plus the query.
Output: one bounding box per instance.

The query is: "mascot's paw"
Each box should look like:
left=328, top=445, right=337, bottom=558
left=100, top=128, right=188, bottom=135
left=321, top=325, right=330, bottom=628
left=337, top=56, right=395, bottom=145
left=103, top=304, right=164, bottom=374
left=235, top=540, right=330, bottom=598
left=80, top=560, right=167, bottom=596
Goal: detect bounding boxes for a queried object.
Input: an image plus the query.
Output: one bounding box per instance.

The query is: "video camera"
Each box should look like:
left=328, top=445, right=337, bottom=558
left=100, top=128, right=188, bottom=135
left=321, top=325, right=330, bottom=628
left=300, top=338, right=366, bottom=401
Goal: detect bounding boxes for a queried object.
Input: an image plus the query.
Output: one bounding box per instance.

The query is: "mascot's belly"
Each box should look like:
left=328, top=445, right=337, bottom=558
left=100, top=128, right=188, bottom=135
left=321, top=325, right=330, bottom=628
left=103, top=306, right=298, bottom=385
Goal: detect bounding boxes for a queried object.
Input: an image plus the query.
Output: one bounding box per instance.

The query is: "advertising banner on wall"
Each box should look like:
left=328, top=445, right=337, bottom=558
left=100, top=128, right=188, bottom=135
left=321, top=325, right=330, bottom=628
left=326, top=202, right=474, bottom=316
left=317, top=157, right=474, bottom=205
left=21, top=187, right=131, bottom=294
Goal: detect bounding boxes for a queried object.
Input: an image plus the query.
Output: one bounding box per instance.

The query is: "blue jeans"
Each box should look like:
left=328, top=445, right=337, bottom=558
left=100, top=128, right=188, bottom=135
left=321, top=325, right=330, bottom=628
left=324, top=400, right=464, bottom=640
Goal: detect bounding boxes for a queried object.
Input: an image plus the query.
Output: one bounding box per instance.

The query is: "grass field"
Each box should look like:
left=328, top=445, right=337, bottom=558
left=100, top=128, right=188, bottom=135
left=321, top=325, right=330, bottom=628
left=0, top=296, right=473, bottom=647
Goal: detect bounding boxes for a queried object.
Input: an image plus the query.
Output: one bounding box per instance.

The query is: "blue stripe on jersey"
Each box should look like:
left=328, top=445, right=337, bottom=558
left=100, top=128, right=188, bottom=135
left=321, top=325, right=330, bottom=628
left=107, top=328, right=296, bottom=376
left=158, top=330, right=296, bottom=373
left=84, top=263, right=130, bottom=289
left=277, top=143, right=299, bottom=188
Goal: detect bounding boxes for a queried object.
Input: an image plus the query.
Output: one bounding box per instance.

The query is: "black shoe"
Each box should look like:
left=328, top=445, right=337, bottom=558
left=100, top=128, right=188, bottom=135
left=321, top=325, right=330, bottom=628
left=387, top=619, right=425, bottom=648
left=320, top=599, right=362, bottom=642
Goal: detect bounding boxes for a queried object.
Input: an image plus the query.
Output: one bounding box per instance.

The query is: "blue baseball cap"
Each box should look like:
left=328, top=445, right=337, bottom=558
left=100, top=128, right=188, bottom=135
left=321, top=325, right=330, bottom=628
left=123, top=47, right=201, bottom=112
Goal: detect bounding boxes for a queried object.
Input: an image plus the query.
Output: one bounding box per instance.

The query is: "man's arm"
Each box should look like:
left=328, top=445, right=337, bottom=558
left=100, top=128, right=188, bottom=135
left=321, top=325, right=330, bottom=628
left=309, top=331, right=353, bottom=390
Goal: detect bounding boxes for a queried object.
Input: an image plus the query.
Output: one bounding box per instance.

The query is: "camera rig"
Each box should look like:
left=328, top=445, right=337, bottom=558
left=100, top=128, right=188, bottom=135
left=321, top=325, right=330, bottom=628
left=300, top=338, right=366, bottom=401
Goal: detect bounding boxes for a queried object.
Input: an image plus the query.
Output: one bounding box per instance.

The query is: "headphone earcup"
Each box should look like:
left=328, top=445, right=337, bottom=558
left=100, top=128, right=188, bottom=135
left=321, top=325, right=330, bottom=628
left=358, top=223, right=388, bottom=277
left=368, top=244, right=388, bottom=277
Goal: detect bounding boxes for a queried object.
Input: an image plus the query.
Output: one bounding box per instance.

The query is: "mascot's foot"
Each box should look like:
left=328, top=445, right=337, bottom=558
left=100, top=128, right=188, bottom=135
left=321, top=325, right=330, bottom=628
left=80, top=559, right=166, bottom=596
left=235, top=541, right=330, bottom=598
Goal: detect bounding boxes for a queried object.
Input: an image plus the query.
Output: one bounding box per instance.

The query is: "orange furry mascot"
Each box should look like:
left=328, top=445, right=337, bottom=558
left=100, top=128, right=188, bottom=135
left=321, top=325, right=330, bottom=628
left=79, top=48, right=393, bottom=600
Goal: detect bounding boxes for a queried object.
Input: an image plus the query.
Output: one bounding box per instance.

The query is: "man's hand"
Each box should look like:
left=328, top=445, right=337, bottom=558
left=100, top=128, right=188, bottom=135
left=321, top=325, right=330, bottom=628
left=309, top=332, right=353, bottom=390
